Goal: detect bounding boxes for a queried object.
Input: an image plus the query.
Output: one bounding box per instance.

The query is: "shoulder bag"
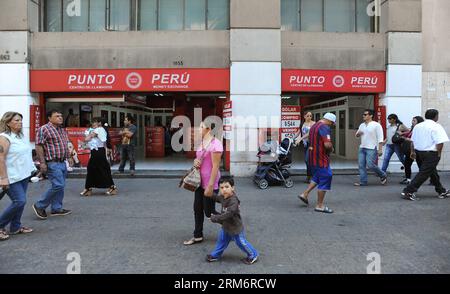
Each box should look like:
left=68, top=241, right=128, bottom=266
left=179, top=139, right=212, bottom=192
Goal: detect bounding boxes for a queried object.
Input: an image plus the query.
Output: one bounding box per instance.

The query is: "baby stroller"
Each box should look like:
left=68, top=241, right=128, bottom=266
left=254, top=137, right=294, bottom=189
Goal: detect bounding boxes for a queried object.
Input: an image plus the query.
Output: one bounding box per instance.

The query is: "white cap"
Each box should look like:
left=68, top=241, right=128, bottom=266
left=323, top=113, right=336, bottom=123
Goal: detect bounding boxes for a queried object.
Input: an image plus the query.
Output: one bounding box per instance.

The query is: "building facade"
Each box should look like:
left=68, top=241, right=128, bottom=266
left=0, top=0, right=449, bottom=175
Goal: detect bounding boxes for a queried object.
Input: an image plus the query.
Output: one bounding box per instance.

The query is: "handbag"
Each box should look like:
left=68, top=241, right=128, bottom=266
left=391, top=124, right=404, bottom=144
left=179, top=140, right=212, bottom=192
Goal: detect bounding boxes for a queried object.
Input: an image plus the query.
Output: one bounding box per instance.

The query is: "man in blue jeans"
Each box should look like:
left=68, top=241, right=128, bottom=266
left=354, top=109, right=387, bottom=186
left=32, top=110, right=72, bottom=219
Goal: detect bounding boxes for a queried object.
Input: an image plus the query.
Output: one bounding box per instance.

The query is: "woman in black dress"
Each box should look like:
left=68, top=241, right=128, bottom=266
left=80, top=117, right=117, bottom=196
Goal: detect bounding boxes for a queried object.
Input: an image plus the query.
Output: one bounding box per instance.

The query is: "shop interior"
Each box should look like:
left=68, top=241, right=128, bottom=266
left=45, top=92, right=227, bottom=171
left=282, top=93, right=375, bottom=170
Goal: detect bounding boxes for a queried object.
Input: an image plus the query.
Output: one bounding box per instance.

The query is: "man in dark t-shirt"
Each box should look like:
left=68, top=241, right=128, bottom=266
left=298, top=113, right=336, bottom=213
left=118, top=114, right=137, bottom=176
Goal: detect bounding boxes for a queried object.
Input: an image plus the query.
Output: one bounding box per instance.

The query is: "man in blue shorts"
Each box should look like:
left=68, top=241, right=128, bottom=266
left=297, top=112, right=336, bottom=213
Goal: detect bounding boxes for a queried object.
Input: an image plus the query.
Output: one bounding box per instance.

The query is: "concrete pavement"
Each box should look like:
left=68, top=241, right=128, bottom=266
left=0, top=174, right=449, bottom=274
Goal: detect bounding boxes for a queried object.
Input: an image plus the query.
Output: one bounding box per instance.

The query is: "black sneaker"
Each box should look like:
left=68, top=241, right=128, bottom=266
left=380, top=176, right=387, bottom=185
left=50, top=209, right=72, bottom=216
left=32, top=204, right=47, bottom=220
left=401, top=192, right=418, bottom=201
left=399, top=178, right=411, bottom=185
left=206, top=254, right=220, bottom=262
left=438, top=190, right=450, bottom=199
left=242, top=256, right=258, bottom=265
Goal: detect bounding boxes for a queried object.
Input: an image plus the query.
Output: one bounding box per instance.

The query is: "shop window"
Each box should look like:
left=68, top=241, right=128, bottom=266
left=301, top=0, right=323, bottom=32
left=111, top=111, right=117, bottom=127
left=281, top=0, right=377, bottom=32
left=89, top=0, right=106, bottom=31
left=281, top=0, right=299, bottom=31
left=159, top=0, right=183, bottom=30
left=207, top=0, right=229, bottom=30
left=44, top=0, right=229, bottom=31
left=120, top=112, right=125, bottom=127
left=108, top=0, right=131, bottom=31
left=45, top=0, right=62, bottom=32
left=62, top=0, right=89, bottom=32
left=139, top=0, right=157, bottom=30
left=185, top=0, right=206, bottom=30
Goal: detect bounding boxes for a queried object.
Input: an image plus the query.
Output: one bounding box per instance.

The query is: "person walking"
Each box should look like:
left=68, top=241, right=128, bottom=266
left=354, top=109, right=387, bottom=186
left=183, top=121, right=223, bottom=245
left=32, top=109, right=71, bottom=220
left=298, top=113, right=336, bottom=214
left=80, top=117, right=117, bottom=197
left=117, top=114, right=137, bottom=176
left=381, top=114, right=408, bottom=173
left=401, top=109, right=450, bottom=201
left=295, top=112, right=315, bottom=183
left=400, top=116, right=424, bottom=185
left=204, top=176, right=259, bottom=265
left=0, top=112, right=37, bottom=241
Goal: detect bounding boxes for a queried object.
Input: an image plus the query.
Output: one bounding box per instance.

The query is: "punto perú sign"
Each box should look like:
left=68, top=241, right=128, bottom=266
left=282, top=69, right=386, bottom=93
left=30, top=69, right=230, bottom=92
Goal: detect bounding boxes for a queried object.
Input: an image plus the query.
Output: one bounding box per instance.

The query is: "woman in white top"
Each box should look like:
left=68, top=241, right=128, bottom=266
left=0, top=112, right=36, bottom=241
left=381, top=113, right=409, bottom=173
left=80, top=117, right=117, bottom=196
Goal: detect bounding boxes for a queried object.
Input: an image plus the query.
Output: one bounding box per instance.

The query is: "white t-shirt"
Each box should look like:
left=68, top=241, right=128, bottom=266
left=88, top=127, right=107, bottom=150
left=0, top=132, right=36, bottom=184
left=358, top=121, right=384, bottom=150
left=411, top=120, right=449, bottom=151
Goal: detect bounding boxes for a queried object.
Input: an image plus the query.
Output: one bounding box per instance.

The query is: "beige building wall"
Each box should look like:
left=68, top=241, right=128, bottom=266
left=422, top=0, right=450, bottom=170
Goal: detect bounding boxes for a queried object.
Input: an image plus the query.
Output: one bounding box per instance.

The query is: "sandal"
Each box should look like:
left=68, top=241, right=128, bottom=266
left=80, top=188, right=92, bottom=196
left=183, top=237, right=203, bottom=246
left=106, top=185, right=118, bottom=196
left=298, top=194, right=309, bottom=206
left=0, top=229, right=9, bottom=241
left=314, top=206, right=334, bottom=214
left=10, top=226, right=33, bottom=235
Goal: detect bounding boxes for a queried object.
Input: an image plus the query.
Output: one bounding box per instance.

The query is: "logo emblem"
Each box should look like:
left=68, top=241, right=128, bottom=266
left=126, top=72, right=142, bottom=89
left=332, top=75, right=345, bottom=88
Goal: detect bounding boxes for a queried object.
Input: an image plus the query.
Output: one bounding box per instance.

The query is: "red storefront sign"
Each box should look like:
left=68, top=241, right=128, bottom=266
left=145, top=127, right=165, bottom=157
left=29, top=105, right=42, bottom=142
left=30, top=69, right=230, bottom=92
left=282, top=70, right=386, bottom=93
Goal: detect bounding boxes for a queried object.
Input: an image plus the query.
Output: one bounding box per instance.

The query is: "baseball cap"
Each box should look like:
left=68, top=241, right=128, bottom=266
left=323, top=113, right=336, bottom=124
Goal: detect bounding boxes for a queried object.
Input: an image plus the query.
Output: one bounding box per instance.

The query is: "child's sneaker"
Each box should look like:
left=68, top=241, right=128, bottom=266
left=241, top=256, right=258, bottom=265
left=206, top=254, right=219, bottom=262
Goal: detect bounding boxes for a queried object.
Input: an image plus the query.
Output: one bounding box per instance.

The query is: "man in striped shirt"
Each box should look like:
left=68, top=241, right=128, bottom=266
left=298, top=113, right=336, bottom=214
left=32, top=110, right=71, bottom=220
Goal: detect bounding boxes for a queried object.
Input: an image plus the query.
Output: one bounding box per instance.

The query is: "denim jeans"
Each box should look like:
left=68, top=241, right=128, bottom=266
left=35, top=162, right=67, bottom=213
left=210, top=228, right=258, bottom=259
left=358, top=148, right=386, bottom=185
left=0, top=178, right=29, bottom=232
left=381, top=144, right=405, bottom=172
left=119, top=144, right=135, bottom=171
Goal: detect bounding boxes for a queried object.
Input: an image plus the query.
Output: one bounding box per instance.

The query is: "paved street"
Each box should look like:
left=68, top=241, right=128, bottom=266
left=1, top=174, right=449, bottom=274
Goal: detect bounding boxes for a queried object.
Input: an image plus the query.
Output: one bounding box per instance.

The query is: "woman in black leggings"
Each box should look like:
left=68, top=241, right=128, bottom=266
left=400, top=116, right=424, bottom=184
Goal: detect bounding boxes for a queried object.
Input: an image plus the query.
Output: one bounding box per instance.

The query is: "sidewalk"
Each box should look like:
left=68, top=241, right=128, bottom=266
left=0, top=174, right=449, bottom=274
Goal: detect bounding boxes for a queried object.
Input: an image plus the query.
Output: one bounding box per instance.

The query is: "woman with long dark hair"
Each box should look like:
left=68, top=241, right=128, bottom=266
left=400, top=116, right=424, bottom=184
left=381, top=114, right=409, bottom=173
left=295, top=112, right=315, bottom=183
left=80, top=117, right=117, bottom=196
left=183, top=121, right=222, bottom=246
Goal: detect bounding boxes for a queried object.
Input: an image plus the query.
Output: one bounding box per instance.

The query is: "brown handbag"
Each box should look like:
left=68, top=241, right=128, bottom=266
left=179, top=140, right=212, bottom=192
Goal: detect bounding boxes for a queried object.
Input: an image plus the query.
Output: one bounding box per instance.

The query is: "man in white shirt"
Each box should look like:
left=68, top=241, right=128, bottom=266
left=402, top=109, right=450, bottom=201
left=354, top=109, right=387, bottom=186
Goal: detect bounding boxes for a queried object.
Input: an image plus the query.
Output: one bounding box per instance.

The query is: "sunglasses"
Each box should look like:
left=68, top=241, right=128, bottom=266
left=363, top=113, right=370, bottom=116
